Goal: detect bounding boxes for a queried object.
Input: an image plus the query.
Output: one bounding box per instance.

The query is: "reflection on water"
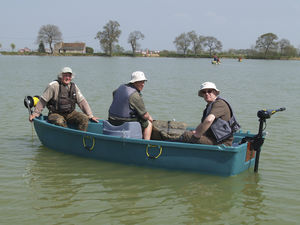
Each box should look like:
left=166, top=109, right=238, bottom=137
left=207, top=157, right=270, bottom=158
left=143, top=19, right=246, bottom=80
left=20, top=146, right=266, bottom=224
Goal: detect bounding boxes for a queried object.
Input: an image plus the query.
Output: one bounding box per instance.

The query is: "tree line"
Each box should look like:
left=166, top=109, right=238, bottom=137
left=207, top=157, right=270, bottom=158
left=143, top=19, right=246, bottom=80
left=1, top=20, right=299, bottom=59
left=253, top=32, right=297, bottom=58
left=35, top=21, right=144, bottom=56
left=173, top=31, right=222, bottom=56
left=172, top=31, right=298, bottom=59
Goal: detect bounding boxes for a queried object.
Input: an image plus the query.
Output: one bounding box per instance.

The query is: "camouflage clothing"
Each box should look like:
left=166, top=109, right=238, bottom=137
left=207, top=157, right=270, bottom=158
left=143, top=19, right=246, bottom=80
left=179, top=131, right=220, bottom=145
left=48, top=110, right=89, bottom=131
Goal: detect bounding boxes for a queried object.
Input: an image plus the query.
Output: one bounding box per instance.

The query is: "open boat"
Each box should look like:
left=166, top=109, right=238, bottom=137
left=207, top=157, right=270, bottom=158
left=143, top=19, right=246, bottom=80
left=32, top=116, right=257, bottom=176
left=212, top=60, right=221, bottom=65
left=25, top=95, right=285, bottom=176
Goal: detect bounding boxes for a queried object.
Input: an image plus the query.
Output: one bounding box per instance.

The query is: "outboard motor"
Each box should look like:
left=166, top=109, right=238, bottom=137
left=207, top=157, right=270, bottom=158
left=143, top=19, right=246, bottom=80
left=241, top=107, right=286, bottom=172
left=24, top=95, right=40, bottom=115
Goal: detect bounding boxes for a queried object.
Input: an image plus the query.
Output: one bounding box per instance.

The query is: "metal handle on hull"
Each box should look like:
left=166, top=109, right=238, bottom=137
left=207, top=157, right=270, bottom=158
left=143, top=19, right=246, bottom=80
left=83, top=136, right=95, bottom=151
left=146, top=144, right=162, bottom=159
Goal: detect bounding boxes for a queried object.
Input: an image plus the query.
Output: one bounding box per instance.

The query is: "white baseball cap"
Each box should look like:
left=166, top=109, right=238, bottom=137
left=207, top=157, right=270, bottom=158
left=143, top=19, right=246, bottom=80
left=61, top=67, right=72, bottom=74
left=129, top=71, right=147, bottom=83
left=58, top=67, right=74, bottom=79
left=198, top=81, right=220, bottom=97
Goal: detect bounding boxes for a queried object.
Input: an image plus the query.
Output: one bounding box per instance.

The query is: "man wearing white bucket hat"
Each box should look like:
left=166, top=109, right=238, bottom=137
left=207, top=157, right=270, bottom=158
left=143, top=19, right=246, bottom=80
left=180, top=81, right=240, bottom=146
left=29, top=67, right=99, bottom=131
left=108, top=71, right=153, bottom=140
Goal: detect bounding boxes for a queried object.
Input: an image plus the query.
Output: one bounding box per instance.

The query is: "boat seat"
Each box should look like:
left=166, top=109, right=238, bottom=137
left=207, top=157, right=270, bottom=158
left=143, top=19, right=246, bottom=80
left=102, top=120, right=143, bottom=139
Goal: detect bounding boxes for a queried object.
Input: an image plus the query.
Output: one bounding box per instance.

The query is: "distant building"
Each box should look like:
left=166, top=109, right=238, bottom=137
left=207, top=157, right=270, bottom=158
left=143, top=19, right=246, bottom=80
left=18, top=47, right=31, bottom=53
left=54, top=42, right=86, bottom=54
left=142, top=49, right=160, bottom=57
left=45, top=48, right=51, bottom=54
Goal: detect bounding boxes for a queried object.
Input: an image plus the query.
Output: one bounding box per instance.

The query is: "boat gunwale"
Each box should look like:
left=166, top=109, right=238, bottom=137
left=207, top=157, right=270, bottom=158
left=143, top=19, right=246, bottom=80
left=33, top=116, right=248, bottom=153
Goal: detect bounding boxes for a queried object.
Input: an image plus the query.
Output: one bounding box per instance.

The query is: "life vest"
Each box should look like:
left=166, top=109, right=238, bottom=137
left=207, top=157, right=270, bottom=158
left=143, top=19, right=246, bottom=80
left=108, top=84, right=138, bottom=119
left=202, top=97, right=240, bottom=143
left=47, top=80, right=76, bottom=114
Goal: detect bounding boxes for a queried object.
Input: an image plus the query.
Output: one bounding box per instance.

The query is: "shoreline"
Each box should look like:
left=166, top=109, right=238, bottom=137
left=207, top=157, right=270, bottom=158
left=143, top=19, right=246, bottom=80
left=1, top=51, right=299, bottom=60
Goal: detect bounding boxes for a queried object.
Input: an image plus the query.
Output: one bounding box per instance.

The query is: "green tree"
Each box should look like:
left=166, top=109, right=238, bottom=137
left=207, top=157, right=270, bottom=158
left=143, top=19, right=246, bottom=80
left=95, top=20, right=121, bottom=56
left=0, top=43, right=2, bottom=50
left=86, top=46, right=94, bottom=54
left=187, top=31, right=202, bottom=55
left=173, top=32, right=191, bottom=55
left=202, top=36, right=222, bottom=56
left=38, top=41, right=46, bottom=53
left=255, top=33, right=278, bottom=57
left=37, top=24, right=62, bottom=54
left=128, top=31, right=144, bottom=56
left=10, top=43, right=16, bottom=51
left=113, top=44, right=125, bottom=53
left=282, top=45, right=297, bottom=57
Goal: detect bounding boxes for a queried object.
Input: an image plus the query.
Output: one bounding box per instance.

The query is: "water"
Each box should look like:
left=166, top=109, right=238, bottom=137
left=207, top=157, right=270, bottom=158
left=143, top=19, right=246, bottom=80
left=0, top=55, right=299, bottom=224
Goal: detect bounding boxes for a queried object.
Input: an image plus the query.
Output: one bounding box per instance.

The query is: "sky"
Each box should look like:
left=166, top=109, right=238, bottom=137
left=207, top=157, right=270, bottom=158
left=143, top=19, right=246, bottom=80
left=1, top=0, right=300, bottom=52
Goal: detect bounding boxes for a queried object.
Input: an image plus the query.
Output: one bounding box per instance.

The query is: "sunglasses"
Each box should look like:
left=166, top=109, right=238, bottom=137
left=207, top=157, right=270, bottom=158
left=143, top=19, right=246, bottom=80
left=62, top=73, right=72, bottom=78
left=201, top=89, right=213, bottom=94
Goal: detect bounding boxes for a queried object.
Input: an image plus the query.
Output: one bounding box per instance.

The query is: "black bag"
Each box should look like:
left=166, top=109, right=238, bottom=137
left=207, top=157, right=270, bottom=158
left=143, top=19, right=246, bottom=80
left=151, top=120, right=187, bottom=141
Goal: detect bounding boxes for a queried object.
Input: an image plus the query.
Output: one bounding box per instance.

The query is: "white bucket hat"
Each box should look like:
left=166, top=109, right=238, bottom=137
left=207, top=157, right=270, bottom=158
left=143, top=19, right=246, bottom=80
left=199, top=81, right=220, bottom=97
left=129, top=71, right=147, bottom=83
left=58, top=67, right=75, bottom=79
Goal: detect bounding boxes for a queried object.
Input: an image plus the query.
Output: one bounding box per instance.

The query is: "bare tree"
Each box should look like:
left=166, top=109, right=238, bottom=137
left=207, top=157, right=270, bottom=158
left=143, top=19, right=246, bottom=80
left=278, top=38, right=290, bottom=56
left=187, top=31, right=202, bottom=55
left=202, top=36, right=222, bottom=56
left=255, top=33, right=278, bottom=57
left=37, top=24, right=62, bottom=54
left=173, top=32, right=191, bottom=55
left=128, top=31, right=145, bottom=56
left=95, top=20, right=121, bottom=56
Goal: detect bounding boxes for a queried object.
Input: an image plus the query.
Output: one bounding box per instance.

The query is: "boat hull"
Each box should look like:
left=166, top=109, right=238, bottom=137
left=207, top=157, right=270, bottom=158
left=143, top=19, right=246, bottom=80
left=33, top=116, right=256, bottom=176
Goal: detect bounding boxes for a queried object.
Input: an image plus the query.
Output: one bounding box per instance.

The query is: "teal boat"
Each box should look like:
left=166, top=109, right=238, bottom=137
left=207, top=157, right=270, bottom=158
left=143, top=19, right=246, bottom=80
left=25, top=93, right=284, bottom=176
left=32, top=116, right=257, bottom=176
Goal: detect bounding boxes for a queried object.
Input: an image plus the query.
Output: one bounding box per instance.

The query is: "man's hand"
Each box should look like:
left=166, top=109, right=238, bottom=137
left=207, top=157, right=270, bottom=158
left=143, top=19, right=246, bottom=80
left=29, top=114, right=37, bottom=122
left=90, top=116, right=99, bottom=123
left=143, top=112, right=153, bottom=122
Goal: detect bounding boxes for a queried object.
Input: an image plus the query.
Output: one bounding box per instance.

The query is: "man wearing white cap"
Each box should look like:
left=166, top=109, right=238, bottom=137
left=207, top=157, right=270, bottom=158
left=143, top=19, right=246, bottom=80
left=180, top=81, right=240, bottom=146
left=29, top=67, right=99, bottom=131
left=108, top=71, right=153, bottom=140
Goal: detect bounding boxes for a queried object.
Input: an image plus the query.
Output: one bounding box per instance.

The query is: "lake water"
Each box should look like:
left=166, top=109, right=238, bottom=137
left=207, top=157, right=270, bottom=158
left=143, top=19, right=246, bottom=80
left=0, top=55, right=299, bottom=224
